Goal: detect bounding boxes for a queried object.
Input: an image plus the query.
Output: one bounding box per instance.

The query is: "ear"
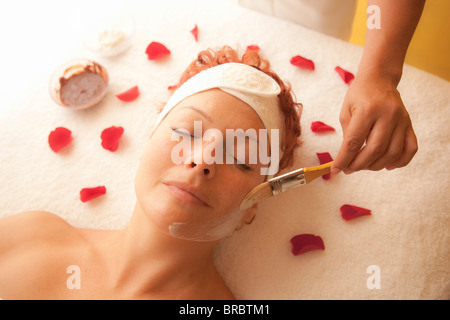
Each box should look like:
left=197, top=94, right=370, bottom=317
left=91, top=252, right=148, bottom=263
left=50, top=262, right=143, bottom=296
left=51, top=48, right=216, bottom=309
left=243, top=203, right=257, bottom=224
left=235, top=203, right=258, bottom=231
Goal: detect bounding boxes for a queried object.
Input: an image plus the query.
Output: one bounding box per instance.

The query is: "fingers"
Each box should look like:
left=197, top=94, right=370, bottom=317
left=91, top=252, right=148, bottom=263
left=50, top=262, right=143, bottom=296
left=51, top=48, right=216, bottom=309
left=331, top=73, right=419, bottom=174
left=333, top=115, right=418, bottom=174
left=346, top=116, right=395, bottom=172
left=331, top=107, right=373, bottom=174
left=365, top=124, right=417, bottom=171
left=385, top=125, right=418, bottom=170
left=366, top=125, right=404, bottom=171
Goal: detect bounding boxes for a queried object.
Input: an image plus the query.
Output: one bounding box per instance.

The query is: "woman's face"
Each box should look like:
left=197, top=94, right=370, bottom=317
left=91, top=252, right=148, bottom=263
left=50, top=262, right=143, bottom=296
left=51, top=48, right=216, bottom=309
left=135, top=89, right=268, bottom=241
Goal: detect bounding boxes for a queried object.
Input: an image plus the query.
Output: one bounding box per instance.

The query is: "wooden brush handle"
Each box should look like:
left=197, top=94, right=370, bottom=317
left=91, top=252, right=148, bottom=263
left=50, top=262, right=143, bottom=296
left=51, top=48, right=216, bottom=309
left=304, top=161, right=333, bottom=183
left=241, top=161, right=334, bottom=210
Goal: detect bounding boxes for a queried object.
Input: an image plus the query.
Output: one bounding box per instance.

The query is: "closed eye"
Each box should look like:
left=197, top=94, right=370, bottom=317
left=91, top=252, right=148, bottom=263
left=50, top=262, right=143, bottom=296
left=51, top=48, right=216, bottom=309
left=238, top=163, right=252, bottom=171
left=171, top=127, right=253, bottom=172
left=226, top=151, right=252, bottom=171
left=171, top=127, right=190, bottom=136
left=170, top=127, right=202, bottom=139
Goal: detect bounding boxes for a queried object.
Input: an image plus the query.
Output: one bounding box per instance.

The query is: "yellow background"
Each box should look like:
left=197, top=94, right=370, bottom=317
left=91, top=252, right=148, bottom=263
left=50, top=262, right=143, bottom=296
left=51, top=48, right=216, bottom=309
left=350, top=0, right=450, bottom=81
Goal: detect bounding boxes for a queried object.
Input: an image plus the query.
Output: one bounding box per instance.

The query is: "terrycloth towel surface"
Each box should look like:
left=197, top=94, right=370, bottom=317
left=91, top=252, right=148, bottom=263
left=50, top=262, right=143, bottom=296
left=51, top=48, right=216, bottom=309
left=0, top=0, right=448, bottom=299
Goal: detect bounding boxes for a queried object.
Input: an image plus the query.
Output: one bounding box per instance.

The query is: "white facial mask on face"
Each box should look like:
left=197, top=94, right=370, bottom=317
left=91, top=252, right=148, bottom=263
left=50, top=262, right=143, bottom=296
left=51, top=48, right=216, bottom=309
left=154, top=63, right=283, bottom=241
left=168, top=208, right=244, bottom=242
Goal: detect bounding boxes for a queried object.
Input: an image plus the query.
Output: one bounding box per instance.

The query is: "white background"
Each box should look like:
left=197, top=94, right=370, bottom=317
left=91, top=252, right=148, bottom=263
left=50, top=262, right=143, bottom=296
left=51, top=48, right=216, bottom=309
left=0, top=0, right=141, bottom=118
left=0, top=1, right=240, bottom=118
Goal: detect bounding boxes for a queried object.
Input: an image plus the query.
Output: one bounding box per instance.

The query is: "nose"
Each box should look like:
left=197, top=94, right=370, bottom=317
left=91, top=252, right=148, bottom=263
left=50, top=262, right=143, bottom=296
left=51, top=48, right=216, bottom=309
left=180, top=133, right=220, bottom=178
left=184, top=142, right=216, bottom=178
left=187, top=161, right=214, bottom=177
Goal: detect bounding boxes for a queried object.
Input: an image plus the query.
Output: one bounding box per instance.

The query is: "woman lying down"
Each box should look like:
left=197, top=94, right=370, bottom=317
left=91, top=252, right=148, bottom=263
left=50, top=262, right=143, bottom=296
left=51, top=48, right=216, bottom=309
left=0, top=46, right=302, bottom=299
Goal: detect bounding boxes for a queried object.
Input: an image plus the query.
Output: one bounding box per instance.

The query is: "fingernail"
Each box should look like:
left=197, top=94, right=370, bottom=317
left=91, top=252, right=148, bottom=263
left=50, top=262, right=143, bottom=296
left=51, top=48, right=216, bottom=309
left=330, top=167, right=342, bottom=175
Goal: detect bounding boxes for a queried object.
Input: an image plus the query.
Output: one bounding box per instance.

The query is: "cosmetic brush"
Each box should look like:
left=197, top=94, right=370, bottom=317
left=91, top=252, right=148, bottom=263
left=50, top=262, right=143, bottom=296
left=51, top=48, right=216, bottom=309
left=240, top=161, right=333, bottom=211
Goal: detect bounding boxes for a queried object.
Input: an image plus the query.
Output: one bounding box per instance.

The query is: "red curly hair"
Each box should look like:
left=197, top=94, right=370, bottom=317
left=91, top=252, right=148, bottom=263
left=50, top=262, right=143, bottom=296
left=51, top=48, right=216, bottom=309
left=169, top=46, right=302, bottom=171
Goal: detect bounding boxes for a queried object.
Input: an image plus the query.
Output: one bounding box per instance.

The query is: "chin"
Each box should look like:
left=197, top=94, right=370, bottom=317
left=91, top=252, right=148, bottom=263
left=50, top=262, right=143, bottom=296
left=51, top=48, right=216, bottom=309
left=169, top=208, right=244, bottom=242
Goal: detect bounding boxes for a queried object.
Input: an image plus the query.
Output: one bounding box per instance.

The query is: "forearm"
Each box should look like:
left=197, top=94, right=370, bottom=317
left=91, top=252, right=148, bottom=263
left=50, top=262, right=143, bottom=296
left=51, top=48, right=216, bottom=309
left=358, top=0, right=426, bottom=85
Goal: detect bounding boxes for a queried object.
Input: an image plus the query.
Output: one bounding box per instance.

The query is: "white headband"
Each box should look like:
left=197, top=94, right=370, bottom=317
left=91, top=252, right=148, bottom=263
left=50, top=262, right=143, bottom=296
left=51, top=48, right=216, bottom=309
left=153, top=63, right=284, bottom=175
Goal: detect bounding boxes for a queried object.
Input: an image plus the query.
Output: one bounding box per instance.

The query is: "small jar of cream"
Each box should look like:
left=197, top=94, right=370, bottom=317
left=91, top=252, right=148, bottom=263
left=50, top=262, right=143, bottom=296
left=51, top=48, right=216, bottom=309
left=49, top=59, right=109, bottom=110
left=82, top=13, right=135, bottom=57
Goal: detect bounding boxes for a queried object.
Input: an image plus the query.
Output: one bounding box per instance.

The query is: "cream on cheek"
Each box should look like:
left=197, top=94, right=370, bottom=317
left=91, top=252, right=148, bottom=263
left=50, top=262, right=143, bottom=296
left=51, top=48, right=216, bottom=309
left=134, top=128, right=243, bottom=242
left=168, top=208, right=245, bottom=241
left=137, top=147, right=259, bottom=242
left=141, top=101, right=262, bottom=241
left=168, top=176, right=256, bottom=242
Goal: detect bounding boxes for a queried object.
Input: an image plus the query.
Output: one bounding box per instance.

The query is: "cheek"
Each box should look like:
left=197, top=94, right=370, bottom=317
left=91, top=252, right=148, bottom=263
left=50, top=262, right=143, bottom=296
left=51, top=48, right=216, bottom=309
left=134, top=135, right=175, bottom=215
left=166, top=172, right=259, bottom=242
left=220, top=171, right=262, bottom=208
left=136, top=132, right=175, bottom=181
left=134, top=132, right=264, bottom=241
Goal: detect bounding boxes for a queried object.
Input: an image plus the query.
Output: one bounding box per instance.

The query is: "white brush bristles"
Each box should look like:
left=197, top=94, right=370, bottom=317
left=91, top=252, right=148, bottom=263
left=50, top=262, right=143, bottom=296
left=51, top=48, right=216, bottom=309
left=239, top=181, right=273, bottom=211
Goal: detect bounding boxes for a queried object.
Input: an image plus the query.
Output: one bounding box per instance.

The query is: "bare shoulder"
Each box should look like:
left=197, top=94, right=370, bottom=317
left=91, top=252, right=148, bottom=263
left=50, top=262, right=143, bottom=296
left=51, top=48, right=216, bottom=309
left=0, top=210, right=68, bottom=225
left=0, top=211, right=83, bottom=299
left=0, top=211, right=77, bottom=253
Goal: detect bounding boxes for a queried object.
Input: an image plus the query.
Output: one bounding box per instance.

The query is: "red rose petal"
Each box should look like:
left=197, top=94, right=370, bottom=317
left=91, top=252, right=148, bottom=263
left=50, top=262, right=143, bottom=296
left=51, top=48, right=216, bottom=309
left=316, top=152, right=333, bottom=180
left=190, top=24, right=199, bottom=42
left=48, top=127, right=73, bottom=153
left=290, top=55, right=315, bottom=70
left=246, top=45, right=260, bottom=52
left=101, top=126, right=124, bottom=152
left=335, top=66, right=354, bottom=84
left=340, top=204, right=372, bottom=221
left=290, top=234, right=325, bottom=256
left=80, top=186, right=106, bottom=203
left=146, top=42, right=171, bottom=61
left=311, top=121, right=335, bottom=133
left=116, top=86, right=140, bottom=102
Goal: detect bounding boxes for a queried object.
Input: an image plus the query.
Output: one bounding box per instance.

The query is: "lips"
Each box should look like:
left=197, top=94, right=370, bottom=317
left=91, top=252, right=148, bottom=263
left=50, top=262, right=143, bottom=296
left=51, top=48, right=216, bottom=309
left=163, top=181, right=211, bottom=207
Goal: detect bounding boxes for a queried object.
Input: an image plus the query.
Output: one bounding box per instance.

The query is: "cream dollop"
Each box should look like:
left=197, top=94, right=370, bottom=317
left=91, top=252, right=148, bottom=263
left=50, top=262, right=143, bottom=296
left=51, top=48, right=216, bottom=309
left=98, top=29, right=126, bottom=50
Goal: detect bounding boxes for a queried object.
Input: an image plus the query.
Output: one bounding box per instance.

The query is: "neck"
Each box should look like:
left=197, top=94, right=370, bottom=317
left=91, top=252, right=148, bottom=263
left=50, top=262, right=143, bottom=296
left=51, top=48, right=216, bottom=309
left=104, top=202, right=221, bottom=298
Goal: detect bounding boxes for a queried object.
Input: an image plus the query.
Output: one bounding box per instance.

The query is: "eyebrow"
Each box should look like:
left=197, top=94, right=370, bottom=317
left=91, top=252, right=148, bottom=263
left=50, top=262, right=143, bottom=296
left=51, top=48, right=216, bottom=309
left=176, top=105, right=211, bottom=121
